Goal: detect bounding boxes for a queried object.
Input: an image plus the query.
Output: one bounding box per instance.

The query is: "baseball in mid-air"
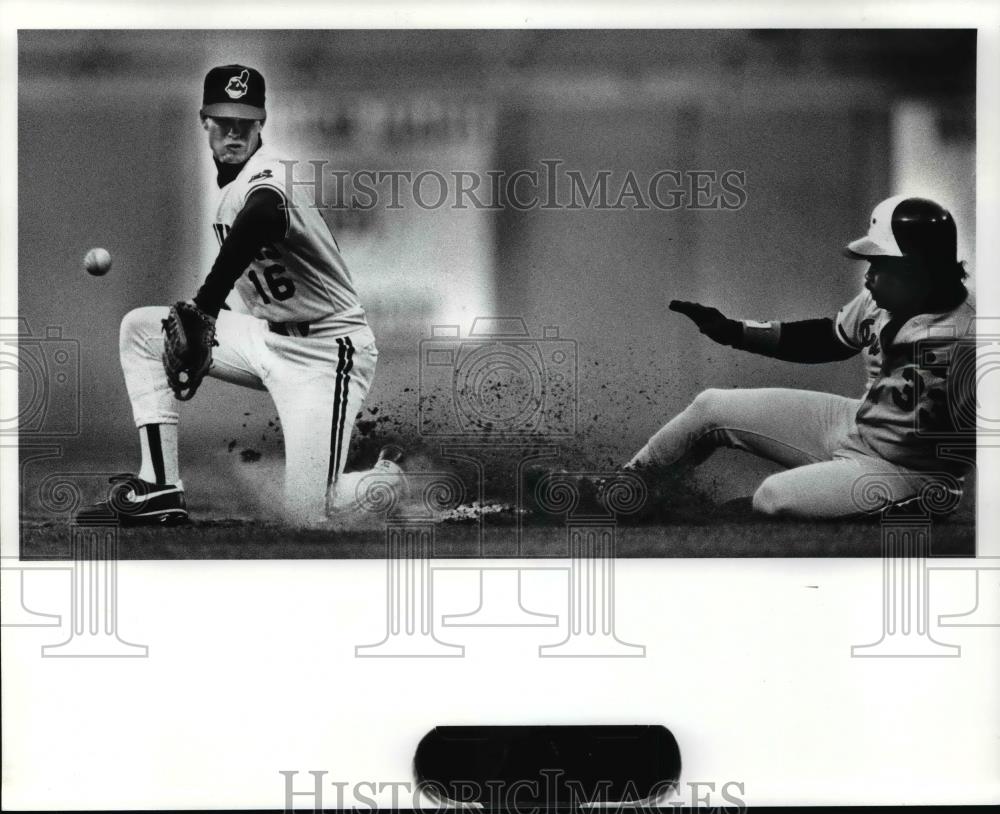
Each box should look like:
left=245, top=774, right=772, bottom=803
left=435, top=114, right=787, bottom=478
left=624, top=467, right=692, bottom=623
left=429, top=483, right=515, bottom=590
left=84, top=247, right=112, bottom=276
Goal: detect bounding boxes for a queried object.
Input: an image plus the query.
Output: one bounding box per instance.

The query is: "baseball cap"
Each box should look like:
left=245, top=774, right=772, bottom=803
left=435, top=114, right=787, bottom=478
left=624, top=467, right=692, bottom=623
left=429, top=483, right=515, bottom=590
left=201, top=64, right=266, bottom=120
left=845, top=195, right=957, bottom=264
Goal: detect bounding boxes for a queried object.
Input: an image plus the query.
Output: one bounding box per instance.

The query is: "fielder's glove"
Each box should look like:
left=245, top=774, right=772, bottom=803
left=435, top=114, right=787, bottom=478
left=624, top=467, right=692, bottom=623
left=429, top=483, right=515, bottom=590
left=669, top=300, right=742, bottom=347
left=161, top=300, right=218, bottom=401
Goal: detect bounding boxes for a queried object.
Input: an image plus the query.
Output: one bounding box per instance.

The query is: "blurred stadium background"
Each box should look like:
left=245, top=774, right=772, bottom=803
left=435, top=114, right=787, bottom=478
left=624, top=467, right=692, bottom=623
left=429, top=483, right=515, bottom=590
left=17, top=30, right=976, bottom=515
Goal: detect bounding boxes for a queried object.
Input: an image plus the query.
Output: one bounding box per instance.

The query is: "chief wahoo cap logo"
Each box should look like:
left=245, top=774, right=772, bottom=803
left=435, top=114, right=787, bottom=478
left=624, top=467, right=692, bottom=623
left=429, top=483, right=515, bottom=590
left=225, top=69, right=250, bottom=99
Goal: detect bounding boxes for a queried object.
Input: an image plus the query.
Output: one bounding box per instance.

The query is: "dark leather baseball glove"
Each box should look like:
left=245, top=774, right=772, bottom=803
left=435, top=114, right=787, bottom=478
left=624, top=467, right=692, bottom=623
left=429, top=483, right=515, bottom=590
left=161, top=300, right=218, bottom=401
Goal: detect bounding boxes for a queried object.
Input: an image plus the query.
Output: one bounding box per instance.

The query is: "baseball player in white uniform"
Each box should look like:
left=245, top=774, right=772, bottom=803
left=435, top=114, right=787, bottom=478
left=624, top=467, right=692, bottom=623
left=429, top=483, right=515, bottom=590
left=626, top=196, right=976, bottom=518
left=77, top=64, right=401, bottom=525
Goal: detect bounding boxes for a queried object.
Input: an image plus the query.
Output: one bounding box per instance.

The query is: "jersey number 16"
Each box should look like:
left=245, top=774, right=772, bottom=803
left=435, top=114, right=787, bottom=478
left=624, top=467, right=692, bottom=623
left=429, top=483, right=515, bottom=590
left=248, top=242, right=295, bottom=304
left=212, top=223, right=295, bottom=305
left=213, top=224, right=296, bottom=304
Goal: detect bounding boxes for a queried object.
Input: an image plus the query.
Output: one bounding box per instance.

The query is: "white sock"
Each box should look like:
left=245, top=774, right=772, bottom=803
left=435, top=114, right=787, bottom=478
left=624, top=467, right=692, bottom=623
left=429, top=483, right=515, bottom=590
left=329, top=462, right=408, bottom=513
left=138, top=423, right=180, bottom=485
left=373, top=458, right=403, bottom=475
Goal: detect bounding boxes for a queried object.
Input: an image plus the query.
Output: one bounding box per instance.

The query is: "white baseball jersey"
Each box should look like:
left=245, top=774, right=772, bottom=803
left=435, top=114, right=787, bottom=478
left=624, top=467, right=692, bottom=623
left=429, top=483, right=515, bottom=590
left=211, top=146, right=368, bottom=332
left=835, top=288, right=976, bottom=472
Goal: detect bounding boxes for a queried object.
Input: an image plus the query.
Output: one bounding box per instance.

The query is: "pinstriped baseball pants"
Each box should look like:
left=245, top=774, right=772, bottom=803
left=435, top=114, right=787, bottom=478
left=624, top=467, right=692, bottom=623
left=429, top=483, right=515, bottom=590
left=119, top=306, right=377, bottom=523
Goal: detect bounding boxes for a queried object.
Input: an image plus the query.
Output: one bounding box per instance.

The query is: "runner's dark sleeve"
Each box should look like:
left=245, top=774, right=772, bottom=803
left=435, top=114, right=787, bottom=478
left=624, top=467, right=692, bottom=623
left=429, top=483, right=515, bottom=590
left=738, top=317, right=859, bottom=363
left=193, top=188, right=286, bottom=317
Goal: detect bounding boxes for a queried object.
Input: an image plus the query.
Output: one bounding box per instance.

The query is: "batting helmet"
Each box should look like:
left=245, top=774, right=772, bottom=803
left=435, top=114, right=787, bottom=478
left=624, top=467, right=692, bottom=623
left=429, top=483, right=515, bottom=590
left=845, top=195, right=957, bottom=266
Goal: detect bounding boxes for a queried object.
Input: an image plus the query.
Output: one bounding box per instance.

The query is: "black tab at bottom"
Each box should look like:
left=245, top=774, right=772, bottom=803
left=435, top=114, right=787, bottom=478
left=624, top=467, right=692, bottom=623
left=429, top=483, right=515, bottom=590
left=414, top=724, right=681, bottom=809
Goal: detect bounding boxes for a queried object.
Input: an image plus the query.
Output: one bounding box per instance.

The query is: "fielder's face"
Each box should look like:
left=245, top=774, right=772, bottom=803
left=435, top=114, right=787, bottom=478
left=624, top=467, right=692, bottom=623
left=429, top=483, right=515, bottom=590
left=203, top=116, right=262, bottom=164
left=864, top=256, right=932, bottom=314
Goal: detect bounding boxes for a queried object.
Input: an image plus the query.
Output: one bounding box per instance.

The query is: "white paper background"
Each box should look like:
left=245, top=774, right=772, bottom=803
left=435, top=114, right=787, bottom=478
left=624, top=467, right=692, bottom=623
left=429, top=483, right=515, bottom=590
left=3, top=1, right=999, bottom=809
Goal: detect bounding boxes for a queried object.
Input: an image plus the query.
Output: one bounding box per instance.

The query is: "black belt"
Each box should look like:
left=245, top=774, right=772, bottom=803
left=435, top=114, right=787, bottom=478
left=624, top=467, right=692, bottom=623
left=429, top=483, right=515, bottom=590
left=268, top=320, right=311, bottom=338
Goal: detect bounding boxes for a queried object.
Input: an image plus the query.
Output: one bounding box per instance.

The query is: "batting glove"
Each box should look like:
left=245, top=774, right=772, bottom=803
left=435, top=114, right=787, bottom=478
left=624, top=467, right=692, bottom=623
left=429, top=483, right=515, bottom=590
left=669, top=300, right=742, bottom=347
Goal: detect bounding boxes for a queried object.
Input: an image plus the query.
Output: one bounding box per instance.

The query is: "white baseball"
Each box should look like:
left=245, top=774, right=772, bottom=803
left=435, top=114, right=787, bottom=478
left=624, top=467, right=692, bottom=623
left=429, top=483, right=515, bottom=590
left=84, top=247, right=112, bottom=276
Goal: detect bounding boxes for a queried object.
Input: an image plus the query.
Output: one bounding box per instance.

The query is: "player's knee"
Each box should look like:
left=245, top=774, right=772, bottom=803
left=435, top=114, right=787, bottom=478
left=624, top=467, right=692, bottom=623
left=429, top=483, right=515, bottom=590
left=119, top=307, right=163, bottom=354
left=752, top=478, right=794, bottom=517
left=688, top=388, right=729, bottom=426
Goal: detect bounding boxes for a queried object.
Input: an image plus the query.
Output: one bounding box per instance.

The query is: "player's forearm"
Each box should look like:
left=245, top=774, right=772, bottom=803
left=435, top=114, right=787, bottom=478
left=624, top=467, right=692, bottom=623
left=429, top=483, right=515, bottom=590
left=194, top=189, right=285, bottom=317
left=736, top=318, right=858, bottom=363
left=669, top=301, right=857, bottom=362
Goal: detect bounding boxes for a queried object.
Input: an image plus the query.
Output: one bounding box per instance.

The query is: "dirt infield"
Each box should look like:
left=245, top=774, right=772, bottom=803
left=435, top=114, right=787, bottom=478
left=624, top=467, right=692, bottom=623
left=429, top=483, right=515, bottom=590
left=20, top=514, right=975, bottom=559
left=18, top=447, right=977, bottom=559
